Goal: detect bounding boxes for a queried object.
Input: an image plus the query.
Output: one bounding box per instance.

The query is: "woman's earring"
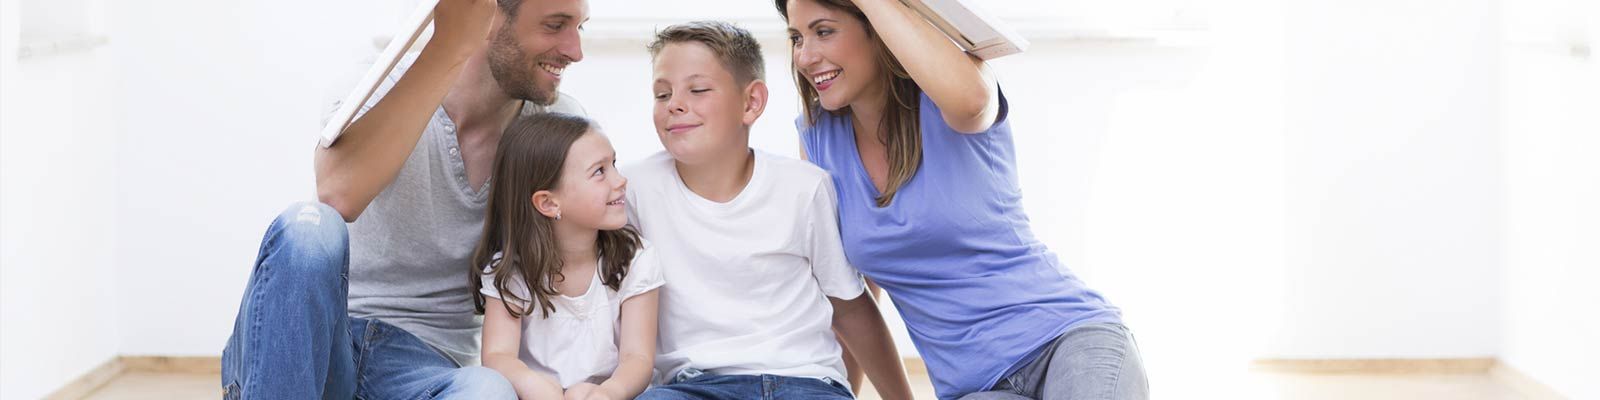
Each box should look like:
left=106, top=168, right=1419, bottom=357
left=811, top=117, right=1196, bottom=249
left=555, top=212, right=562, bottom=221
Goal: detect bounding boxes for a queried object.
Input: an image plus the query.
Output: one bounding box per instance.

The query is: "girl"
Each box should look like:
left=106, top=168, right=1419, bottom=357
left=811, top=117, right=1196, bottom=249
left=778, top=1, right=1150, bottom=399
left=471, top=113, right=661, bottom=400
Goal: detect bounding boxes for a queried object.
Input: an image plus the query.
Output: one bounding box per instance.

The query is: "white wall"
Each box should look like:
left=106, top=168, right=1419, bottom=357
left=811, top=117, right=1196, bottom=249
left=1271, top=0, right=1504, bottom=358
left=0, top=0, right=125, bottom=397
left=1499, top=0, right=1599, bottom=398
left=106, top=0, right=375, bottom=356
left=1072, top=1, right=1287, bottom=394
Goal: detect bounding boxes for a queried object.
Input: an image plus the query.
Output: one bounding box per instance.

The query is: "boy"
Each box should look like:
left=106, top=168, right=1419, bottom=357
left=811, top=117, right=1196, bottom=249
left=624, top=21, right=913, bottom=400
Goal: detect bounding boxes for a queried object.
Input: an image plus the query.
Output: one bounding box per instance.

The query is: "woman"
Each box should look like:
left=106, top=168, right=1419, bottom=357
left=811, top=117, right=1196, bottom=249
left=777, top=0, right=1149, bottom=399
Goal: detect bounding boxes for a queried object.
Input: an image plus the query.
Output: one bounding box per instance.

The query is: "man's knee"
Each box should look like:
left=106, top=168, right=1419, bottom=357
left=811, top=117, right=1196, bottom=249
left=446, top=366, right=516, bottom=398
left=263, top=201, right=349, bottom=284
left=273, top=202, right=347, bottom=240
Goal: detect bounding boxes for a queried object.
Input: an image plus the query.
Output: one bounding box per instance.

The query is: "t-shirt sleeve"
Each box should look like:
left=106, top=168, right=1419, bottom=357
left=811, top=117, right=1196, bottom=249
left=806, top=177, right=867, bottom=300
left=919, top=84, right=1012, bottom=135
left=479, top=252, right=532, bottom=308
left=993, top=84, right=1011, bottom=127
left=618, top=242, right=665, bottom=300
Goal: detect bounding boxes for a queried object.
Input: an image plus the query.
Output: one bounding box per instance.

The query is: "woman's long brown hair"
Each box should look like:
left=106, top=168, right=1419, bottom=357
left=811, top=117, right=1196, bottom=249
left=470, top=113, right=642, bottom=319
left=777, top=0, right=923, bottom=207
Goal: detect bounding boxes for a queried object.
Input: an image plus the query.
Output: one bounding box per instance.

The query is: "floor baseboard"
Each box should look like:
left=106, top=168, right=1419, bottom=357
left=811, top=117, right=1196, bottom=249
left=43, top=357, right=125, bottom=400
left=1489, top=362, right=1569, bottom=400
left=1253, top=358, right=1567, bottom=399
left=1251, top=357, right=1498, bottom=374
left=46, top=356, right=219, bottom=400
left=120, top=355, right=222, bottom=374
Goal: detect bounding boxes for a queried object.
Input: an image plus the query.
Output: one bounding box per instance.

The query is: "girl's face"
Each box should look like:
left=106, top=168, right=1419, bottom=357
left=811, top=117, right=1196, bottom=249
left=651, top=41, right=757, bottom=166
left=544, top=129, right=628, bottom=231
left=786, top=0, right=883, bottom=111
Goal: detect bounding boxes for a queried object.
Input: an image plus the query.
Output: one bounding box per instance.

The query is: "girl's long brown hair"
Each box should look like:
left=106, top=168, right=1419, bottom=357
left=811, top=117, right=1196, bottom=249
left=777, top=0, right=922, bottom=207
left=470, top=113, right=642, bottom=319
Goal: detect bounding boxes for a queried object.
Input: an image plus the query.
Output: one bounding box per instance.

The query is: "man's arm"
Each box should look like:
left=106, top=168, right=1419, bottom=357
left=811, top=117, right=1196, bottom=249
left=314, top=0, right=495, bottom=222
left=831, top=292, right=913, bottom=400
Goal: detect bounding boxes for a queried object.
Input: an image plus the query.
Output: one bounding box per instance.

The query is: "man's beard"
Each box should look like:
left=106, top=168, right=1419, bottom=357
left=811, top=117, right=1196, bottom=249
left=487, top=26, right=557, bottom=106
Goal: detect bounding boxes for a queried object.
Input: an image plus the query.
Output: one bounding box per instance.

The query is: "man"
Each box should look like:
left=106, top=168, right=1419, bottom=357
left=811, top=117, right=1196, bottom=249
left=220, top=0, right=589, bottom=398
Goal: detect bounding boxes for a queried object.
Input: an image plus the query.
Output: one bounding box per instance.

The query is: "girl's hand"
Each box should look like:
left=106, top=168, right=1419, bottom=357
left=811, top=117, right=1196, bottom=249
left=563, top=382, right=599, bottom=400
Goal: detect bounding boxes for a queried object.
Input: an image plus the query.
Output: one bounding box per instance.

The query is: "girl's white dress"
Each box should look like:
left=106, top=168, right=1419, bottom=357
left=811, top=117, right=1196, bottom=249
left=479, top=245, right=664, bottom=388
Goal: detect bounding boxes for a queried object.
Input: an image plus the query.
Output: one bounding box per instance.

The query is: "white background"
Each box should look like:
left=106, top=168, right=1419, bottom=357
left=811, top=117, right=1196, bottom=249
left=2, top=0, right=1596, bottom=398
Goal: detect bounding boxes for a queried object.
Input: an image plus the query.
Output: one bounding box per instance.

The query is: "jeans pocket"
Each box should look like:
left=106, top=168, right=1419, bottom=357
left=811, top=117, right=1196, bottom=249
left=222, top=381, right=241, bottom=400
left=821, top=377, right=853, bottom=397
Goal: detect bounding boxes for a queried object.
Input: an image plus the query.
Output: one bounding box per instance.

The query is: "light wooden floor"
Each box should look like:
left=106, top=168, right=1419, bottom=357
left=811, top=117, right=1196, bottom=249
left=79, top=369, right=1560, bottom=399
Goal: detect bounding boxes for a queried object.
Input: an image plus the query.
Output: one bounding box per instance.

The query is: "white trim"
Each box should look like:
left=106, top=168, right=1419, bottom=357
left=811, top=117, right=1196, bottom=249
left=17, top=34, right=108, bottom=60
left=371, top=19, right=1208, bottom=53
left=575, top=18, right=1208, bottom=47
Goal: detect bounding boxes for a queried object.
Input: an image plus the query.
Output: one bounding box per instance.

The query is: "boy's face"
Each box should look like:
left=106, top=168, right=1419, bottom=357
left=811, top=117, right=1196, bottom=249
left=489, top=0, right=589, bottom=106
left=651, top=42, right=766, bottom=166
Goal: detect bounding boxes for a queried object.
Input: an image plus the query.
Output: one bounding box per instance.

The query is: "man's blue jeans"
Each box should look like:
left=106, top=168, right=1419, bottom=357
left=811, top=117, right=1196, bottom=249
left=220, top=202, right=514, bottom=399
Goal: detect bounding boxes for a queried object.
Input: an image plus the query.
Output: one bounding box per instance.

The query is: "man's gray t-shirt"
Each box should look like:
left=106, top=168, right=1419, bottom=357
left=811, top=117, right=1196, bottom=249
left=331, top=54, right=584, bottom=366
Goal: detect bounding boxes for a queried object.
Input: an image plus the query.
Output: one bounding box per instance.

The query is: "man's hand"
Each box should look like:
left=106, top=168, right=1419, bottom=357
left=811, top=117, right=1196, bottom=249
left=563, top=382, right=600, bottom=400
left=429, top=0, right=498, bottom=62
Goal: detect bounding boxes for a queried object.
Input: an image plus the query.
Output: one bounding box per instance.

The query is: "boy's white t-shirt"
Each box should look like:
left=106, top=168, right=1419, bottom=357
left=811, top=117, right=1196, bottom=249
left=478, top=244, right=664, bottom=388
left=623, top=149, right=866, bottom=386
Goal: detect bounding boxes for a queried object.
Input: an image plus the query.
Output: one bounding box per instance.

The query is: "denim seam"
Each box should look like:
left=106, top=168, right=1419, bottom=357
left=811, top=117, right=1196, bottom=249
left=354, top=319, right=380, bottom=399
left=762, top=375, right=776, bottom=400
left=1100, top=332, right=1130, bottom=399
left=412, top=377, right=454, bottom=400
left=828, top=377, right=854, bottom=398
left=241, top=235, right=275, bottom=399
left=1008, top=373, right=1026, bottom=398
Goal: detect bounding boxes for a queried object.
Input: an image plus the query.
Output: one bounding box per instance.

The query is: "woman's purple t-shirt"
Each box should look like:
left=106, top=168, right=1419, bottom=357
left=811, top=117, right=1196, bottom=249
left=798, top=91, right=1122, bottom=399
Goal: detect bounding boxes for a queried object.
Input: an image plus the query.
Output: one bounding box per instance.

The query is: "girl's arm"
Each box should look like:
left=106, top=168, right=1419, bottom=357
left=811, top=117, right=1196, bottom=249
left=853, top=0, right=1001, bottom=134
left=831, top=291, right=913, bottom=400
left=591, top=289, right=659, bottom=400
left=482, top=298, right=567, bottom=400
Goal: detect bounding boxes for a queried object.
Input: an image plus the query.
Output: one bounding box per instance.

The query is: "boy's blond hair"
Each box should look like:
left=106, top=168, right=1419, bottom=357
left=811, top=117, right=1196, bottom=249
left=647, top=21, right=765, bottom=84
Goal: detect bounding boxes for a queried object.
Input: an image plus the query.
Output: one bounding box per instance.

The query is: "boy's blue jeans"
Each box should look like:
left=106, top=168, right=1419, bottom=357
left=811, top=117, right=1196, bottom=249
left=219, top=202, right=514, bottom=399
left=636, top=368, right=856, bottom=400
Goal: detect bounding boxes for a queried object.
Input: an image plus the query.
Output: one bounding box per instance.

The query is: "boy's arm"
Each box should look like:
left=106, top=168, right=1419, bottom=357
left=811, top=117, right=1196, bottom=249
left=482, top=298, right=567, bottom=400
left=831, top=292, right=913, bottom=400
left=805, top=175, right=913, bottom=399
left=592, top=289, right=660, bottom=400
left=314, top=0, right=495, bottom=222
